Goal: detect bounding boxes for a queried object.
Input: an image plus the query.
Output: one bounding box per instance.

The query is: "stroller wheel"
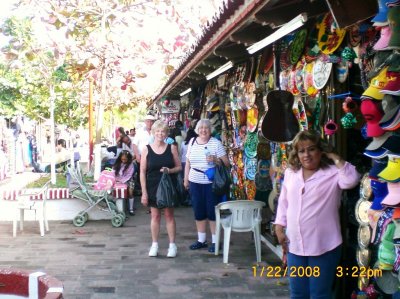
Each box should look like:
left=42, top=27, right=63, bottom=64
left=108, top=201, right=117, bottom=211
left=82, top=213, right=89, bottom=222
left=111, top=214, right=124, bottom=227
left=73, top=215, right=86, bottom=227
left=118, top=211, right=126, bottom=221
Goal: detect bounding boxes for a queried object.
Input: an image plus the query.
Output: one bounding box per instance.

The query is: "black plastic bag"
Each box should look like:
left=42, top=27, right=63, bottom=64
left=156, top=172, right=178, bottom=208
left=212, top=162, right=231, bottom=196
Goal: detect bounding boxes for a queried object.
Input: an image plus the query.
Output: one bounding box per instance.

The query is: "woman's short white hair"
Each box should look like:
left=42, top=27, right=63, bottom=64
left=195, top=119, right=212, bottom=134
left=151, top=120, right=169, bottom=135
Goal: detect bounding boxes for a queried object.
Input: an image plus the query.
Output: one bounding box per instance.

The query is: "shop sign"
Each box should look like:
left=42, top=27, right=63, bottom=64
left=161, top=100, right=180, bottom=113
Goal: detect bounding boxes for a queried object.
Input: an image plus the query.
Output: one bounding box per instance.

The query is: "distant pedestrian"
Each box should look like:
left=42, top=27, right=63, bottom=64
left=133, top=114, right=156, bottom=198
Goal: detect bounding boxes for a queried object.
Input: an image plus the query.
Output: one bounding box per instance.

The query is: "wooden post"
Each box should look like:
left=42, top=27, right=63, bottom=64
left=50, top=84, right=56, bottom=184
left=89, top=78, right=94, bottom=168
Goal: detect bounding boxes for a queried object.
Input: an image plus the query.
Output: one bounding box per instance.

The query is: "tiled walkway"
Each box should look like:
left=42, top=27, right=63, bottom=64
left=0, top=172, right=290, bottom=298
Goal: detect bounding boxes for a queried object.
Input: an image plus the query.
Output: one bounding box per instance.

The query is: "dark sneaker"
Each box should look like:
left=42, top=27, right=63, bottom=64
left=208, top=243, right=216, bottom=253
left=189, top=241, right=208, bottom=250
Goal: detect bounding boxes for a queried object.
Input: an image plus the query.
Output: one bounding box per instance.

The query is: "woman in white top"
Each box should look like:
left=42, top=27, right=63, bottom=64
left=183, top=119, right=229, bottom=253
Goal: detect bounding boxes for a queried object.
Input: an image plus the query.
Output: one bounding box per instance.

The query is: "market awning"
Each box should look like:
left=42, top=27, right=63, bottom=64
left=153, top=0, right=329, bottom=101
left=153, top=0, right=378, bottom=102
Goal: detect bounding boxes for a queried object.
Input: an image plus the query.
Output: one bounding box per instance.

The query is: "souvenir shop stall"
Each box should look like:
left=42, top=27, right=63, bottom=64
left=175, top=1, right=400, bottom=297
left=160, top=98, right=181, bottom=127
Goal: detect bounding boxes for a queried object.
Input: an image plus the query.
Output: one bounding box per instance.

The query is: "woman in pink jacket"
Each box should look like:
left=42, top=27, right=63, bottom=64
left=275, top=130, right=360, bottom=299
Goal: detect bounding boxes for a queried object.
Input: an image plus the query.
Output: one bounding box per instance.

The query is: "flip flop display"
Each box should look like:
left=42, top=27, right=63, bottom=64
left=244, top=131, right=259, bottom=158
left=246, top=107, right=258, bottom=133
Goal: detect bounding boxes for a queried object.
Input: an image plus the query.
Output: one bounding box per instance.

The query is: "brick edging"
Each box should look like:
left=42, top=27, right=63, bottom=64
left=1, top=187, right=128, bottom=201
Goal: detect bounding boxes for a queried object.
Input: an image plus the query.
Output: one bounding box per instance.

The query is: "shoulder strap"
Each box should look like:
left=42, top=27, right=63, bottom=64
left=191, top=137, right=197, bottom=146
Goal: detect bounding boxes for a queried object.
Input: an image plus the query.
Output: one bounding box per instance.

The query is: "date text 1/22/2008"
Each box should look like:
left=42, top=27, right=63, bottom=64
left=252, top=266, right=320, bottom=278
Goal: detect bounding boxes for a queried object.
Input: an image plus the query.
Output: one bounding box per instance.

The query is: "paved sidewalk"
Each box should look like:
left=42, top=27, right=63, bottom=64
left=0, top=201, right=290, bottom=299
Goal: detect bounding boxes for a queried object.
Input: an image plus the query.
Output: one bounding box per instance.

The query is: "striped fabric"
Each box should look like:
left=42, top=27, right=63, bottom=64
left=187, top=137, right=226, bottom=184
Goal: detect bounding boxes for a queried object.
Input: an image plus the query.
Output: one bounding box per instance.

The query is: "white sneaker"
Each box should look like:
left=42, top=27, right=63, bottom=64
left=167, top=244, right=177, bottom=258
left=148, top=245, right=158, bottom=257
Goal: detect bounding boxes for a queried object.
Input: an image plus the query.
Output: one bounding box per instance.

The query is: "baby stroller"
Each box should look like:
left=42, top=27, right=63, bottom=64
left=67, top=164, right=126, bottom=227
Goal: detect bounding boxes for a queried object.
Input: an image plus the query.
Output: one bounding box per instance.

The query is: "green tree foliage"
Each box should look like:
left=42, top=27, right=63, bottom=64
left=0, top=16, right=86, bottom=128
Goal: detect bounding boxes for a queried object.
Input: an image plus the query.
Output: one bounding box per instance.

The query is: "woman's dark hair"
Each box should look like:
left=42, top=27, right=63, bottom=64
left=171, top=127, right=181, bottom=137
left=175, top=120, right=183, bottom=129
left=57, top=139, right=66, bottom=148
left=114, top=150, right=133, bottom=176
left=184, top=128, right=198, bottom=145
left=288, top=130, right=333, bottom=171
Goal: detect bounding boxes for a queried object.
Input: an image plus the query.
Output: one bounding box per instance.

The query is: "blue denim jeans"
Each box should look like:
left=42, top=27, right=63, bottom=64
left=287, top=245, right=342, bottom=299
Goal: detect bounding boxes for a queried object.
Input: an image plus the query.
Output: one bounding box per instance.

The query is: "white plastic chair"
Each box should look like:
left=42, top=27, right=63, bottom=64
left=13, top=181, right=51, bottom=237
left=215, top=200, right=265, bottom=263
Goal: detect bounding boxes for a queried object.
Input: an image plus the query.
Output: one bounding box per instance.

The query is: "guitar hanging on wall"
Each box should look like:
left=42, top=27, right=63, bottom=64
left=261, top=90, right=300, bottom=143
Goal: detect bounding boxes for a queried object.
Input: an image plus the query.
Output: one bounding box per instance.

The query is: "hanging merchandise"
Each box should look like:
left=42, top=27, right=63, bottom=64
left=341, top=113, right=357, bottom=129
left=279, top=39, right=292, bottom=71
left=322, top=94, right=337, bottom=137
left=292, top=97, right=308, bottom=131
left=244, top=131, right=258, bottom=159
left=246, top=107, right=258, bottom=133
left=295, top=59, right=306, bottom=94
left=279, top=68, right=290, bottom=91
left=261, top=90, right=300, bottom=142
left=341, top=47, right=358, bottom=64
left=288, top=67, right=301, bottom=95
left=349, top=24, right=362, bottom=47
left=355, top=198, right=372, bottom=226
left=335, top=59, right=349, bottom=83
left=257, top=141, right=271, bottom=161
left=340, top=97, right=358, bottom=129
left=244, top=82, right=256, bottom=108
left=244, top=180, right=257, bottom=200
left=244, top=156, right=257, bottom=181
left=360, top=99, right=385, bottom=137
left=386, top=6, right=400, bottom=50
left=289, top=28, right=308, bottom=65
left=304, top=19, right=321, bottom=63
left=312, top=58, right=333, bottom=90
left=254, top=160, right=272, bottom=192
left=342, top=97, right=358, bottom=113
left=317, top=13, right=346, bottom=55
left=303, top=61, right=319, bottom=97
left=358, top=225, right=371, bottom=249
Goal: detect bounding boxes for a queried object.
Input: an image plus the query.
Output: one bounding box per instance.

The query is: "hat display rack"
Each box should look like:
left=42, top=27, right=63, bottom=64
left=353, top=0, right=400, bottom=295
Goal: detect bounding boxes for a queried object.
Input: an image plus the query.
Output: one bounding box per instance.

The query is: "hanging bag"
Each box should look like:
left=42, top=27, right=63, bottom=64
left=156, top=169, right=178, bottom=208
left=175, top=172, right=190, bottom=205
left=212, top=159, right=231, bottom=196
